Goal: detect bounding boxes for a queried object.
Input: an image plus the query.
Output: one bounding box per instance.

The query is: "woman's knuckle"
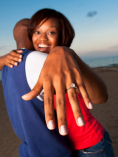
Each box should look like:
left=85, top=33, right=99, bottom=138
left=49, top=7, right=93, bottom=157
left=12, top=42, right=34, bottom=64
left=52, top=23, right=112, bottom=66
left=12, top=55, right=15, bottom=59
left=55, top=73, right=64, bottom=80
left=46, top=113, right=54, bottom=118
left=57, top=98, right=64, bottom=107
left=10, top=51, right=14, bottom=55
left=45, top=97, right=53, bottom=106
left=33, top=86, right=40, bottom=92
left=69, top=92, right=77, bottom=101
left=6, top=54, right=9, bottom=59
left=59, top=117, right=66, bottom=124
left=43, top=76, right=51, bottom=83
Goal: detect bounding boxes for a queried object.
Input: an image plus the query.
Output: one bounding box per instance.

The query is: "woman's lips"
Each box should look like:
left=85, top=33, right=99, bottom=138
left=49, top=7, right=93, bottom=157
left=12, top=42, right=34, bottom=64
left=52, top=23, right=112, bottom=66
left=38, top=45, right=51, bottom=53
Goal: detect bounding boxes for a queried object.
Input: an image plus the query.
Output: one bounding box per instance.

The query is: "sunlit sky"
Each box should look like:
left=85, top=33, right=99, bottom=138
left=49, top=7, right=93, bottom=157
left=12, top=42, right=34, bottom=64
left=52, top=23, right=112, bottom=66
left=0, top=0, right=118, bottom=57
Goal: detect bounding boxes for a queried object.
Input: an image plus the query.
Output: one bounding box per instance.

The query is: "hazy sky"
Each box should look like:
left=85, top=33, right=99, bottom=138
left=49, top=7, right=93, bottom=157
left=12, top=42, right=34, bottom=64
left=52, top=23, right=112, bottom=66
left=0, top=0, right=118, bottom=57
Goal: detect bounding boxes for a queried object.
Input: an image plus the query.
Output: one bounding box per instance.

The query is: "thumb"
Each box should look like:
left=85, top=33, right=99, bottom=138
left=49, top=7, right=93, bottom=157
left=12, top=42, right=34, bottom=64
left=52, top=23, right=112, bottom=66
left=22, top=76, right=43, bottom=100
left=22, top=90, right=41, bottom=100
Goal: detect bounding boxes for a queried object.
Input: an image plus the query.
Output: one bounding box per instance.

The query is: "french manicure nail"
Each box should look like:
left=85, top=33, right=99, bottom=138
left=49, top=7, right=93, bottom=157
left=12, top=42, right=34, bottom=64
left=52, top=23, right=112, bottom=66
left=22, top=94, right=27, bottom=100
left=89, top=102, right=93, bottom=109
left=60, top=125, right=68, bottom=135
left=78, top=117, right=85, bottom=126
left=47, top=120, right=55, bottom=130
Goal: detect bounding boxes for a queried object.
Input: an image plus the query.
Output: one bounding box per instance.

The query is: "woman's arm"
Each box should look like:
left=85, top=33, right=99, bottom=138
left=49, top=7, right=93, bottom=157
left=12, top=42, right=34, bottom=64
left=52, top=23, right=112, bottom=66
left=0, top=55, right=7, bottom=71
left=0, top=50, right=23, bottom=71
left=21, top=46, right=108, bottom=135
left=70, top=48, right=108, bottom=104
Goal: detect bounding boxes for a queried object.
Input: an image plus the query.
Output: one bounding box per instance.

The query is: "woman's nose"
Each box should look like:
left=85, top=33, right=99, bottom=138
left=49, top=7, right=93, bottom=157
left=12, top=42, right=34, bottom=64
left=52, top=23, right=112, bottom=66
left=40, top=33, right=48, bottom=41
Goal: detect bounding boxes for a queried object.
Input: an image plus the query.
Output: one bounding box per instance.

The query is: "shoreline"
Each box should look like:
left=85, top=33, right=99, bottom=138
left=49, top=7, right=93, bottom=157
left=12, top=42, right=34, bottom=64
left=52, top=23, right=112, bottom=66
left=93, top=65, right=118, bottom=72
left=0, top=66, right=118, bottom=156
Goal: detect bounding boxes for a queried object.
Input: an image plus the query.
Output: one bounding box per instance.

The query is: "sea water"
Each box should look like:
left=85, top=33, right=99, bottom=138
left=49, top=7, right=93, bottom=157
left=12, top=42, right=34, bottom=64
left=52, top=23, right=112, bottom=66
left=81, top=55, right=118, bottom=68
left=0, top=55, right=118, bottom=81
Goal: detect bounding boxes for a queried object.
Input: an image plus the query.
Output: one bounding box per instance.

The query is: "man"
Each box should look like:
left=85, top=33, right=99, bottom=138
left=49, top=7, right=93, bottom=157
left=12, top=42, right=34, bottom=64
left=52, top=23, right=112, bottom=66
left=2, top=19, right=72, bottom=157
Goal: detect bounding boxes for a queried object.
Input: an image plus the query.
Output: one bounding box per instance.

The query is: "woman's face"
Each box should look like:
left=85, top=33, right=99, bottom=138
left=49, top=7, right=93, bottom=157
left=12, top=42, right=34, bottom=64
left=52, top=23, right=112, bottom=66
left=32, top=18, right=60, bottom=53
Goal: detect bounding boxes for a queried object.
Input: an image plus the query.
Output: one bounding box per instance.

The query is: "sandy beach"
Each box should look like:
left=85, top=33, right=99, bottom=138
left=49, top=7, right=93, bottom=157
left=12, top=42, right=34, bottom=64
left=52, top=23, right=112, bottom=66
left=0, top=66, right=118, bottom=157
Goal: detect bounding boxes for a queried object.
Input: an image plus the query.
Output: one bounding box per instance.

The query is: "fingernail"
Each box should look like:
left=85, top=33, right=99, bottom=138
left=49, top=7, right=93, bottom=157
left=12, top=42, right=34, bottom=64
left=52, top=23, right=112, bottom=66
left=10, top=65, right=13, bottom=68
left=22, top=95, right=26, bottom=100
left=20, top=55, right=22, bottom=58
left=89, top=102, right=93, bottom=109
left=15, top=62, right=17, bottom=66
left=47, top=120, right=55, bottom=130
left=60, top=125, right=68, bottom=135
left=19, top=59, right=22, bottom=62
left=78, top=117, right=85, bottom=126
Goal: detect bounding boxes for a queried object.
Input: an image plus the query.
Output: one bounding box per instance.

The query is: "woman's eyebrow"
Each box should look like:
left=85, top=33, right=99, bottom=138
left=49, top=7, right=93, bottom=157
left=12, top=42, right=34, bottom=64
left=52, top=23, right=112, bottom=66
left=37, top=25, right=58, bottom=29
left=49, top=26, right=58, bottom=30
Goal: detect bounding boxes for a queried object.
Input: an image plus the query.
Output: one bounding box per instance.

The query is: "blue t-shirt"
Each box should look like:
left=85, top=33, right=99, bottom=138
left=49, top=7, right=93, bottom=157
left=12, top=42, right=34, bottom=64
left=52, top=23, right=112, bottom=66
left=2, top=49, right=72, bottom=157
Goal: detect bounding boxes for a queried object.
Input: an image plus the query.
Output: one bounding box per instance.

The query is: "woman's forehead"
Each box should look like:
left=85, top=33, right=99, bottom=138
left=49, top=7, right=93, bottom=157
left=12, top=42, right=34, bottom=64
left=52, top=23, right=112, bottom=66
left=36, top=18, right=60, bottom=29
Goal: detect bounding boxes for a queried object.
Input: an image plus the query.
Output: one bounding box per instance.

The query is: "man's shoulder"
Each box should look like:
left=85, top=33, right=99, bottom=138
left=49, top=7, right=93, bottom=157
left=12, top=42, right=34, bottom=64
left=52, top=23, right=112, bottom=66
left=20, top=48, right=32, bottom=57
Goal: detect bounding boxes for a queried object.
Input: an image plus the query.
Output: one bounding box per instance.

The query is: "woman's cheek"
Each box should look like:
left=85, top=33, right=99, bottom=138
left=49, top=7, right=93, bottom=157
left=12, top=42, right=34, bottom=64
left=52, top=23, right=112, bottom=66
left=32, top=34, right=37, bottom=43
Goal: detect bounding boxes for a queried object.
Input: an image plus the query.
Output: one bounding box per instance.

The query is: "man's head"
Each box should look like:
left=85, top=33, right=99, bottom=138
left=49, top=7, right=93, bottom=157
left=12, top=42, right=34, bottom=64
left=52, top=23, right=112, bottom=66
left=13, top=18, right=34, bottom=50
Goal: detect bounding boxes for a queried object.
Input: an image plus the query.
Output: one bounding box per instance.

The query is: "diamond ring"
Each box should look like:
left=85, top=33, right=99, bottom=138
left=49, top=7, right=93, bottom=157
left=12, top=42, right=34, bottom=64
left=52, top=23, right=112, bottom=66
left=67, top=83, right=76, bottom=91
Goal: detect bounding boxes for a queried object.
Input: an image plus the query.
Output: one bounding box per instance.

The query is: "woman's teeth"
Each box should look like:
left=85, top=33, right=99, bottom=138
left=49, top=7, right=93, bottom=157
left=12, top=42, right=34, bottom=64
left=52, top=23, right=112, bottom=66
left=38, top=45, right=49, bottom=48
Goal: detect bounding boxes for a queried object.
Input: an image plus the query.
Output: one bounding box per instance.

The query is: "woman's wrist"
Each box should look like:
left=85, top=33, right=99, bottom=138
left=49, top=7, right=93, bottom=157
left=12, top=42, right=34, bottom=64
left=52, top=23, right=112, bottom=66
left=0, top=55, right=6, bottom=71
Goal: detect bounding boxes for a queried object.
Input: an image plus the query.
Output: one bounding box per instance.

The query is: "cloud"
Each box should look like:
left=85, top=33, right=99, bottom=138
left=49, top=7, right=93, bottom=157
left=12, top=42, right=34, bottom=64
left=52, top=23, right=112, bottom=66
left=109, top=45, right=118, bottom=49
left=87, top=11, right=97, bottom=17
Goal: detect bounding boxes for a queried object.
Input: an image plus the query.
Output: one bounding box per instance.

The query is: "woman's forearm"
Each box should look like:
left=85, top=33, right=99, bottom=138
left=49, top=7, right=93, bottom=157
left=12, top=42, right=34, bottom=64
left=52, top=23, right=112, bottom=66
left=72, top=50, right=108, bottom=104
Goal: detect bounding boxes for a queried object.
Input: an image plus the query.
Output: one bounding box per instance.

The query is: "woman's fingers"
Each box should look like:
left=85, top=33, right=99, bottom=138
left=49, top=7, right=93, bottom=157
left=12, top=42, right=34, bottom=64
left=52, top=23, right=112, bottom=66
left=79, top=84, right=93, bottom=109
left=22, top=47, right=93, bottom=136
left=74, top=69, right=93, bottom=109
left=10, top=50, right=23, bottom=59
left=54, top=76, right=68, bottom=136
left=6, top=50, right=23, bottom=67
left=67, top=83, right=85, bottom=127
left=43, top=79, right=56, bottom=130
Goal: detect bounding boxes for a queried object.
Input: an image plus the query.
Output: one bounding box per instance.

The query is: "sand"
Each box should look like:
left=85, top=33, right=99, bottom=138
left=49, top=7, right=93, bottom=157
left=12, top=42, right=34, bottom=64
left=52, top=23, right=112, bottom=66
left=0, top=66, right=118, bottom=157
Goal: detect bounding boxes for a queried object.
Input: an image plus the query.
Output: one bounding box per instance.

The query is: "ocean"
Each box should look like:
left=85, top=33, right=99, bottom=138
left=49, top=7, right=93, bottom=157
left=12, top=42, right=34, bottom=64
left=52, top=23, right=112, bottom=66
left=81, top=55, right=118, bottom=68
left=0, top=55, right=118, bottom=81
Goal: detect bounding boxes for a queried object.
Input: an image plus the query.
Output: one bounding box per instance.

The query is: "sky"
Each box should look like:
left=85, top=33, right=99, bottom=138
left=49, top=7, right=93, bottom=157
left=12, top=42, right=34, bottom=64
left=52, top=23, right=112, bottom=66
left=0, top=0, right=118, bottom=57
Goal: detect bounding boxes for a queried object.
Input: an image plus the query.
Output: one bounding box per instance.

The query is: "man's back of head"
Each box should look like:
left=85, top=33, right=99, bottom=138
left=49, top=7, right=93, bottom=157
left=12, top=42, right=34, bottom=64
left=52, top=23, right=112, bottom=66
left=13, top=19, right=34, bottom=50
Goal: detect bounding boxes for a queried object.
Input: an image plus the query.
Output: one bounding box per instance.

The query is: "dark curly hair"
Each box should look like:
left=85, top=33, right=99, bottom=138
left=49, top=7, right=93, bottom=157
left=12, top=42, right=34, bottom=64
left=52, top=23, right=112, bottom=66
left=28, top=8, right=75, bottom=47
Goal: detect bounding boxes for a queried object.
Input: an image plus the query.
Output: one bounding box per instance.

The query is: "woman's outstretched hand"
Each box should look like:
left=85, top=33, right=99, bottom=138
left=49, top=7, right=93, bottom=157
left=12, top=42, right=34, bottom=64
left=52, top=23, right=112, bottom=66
left=22, top=46, right=92, bottom=136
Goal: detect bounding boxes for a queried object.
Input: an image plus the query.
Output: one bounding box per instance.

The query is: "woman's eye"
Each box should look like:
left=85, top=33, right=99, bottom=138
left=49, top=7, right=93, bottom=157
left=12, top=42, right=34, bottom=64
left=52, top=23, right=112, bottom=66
left=48, top=31, right=55, bottom=35
left=35, top=31, right=40, bottom=34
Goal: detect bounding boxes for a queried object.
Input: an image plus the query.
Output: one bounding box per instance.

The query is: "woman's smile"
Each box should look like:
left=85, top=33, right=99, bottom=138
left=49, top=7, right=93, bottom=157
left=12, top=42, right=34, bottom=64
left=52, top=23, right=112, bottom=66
left=38, top=44, right=51, bottom=52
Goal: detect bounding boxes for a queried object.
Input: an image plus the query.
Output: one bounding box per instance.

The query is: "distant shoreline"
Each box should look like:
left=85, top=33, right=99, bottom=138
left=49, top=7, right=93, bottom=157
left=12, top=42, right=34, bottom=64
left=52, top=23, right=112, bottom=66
left=92, top=64, right=118, bottom=72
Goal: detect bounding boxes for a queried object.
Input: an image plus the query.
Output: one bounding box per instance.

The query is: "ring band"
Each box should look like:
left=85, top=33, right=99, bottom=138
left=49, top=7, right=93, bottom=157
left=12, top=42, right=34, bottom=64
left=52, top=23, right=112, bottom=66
left=67, top=83, right=76, bottom=91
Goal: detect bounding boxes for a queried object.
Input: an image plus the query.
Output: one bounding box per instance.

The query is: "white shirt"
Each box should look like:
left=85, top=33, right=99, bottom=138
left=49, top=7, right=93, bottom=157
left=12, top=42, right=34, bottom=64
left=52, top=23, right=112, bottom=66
left=25, top=51, right=48, bottom=101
